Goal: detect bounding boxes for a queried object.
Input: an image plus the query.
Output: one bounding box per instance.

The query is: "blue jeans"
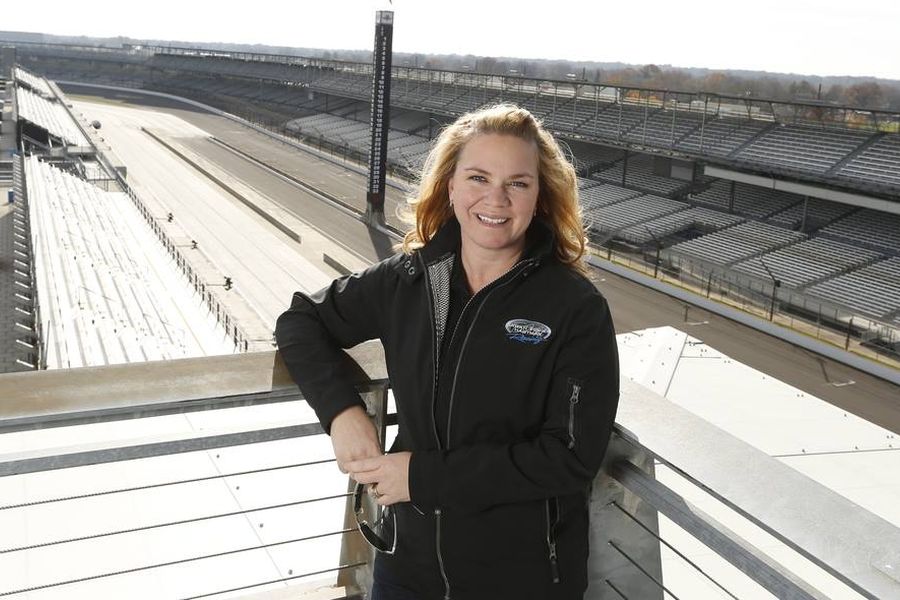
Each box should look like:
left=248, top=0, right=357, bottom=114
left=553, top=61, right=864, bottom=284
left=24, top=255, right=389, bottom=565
left=369, top=557, right=421, bottom=600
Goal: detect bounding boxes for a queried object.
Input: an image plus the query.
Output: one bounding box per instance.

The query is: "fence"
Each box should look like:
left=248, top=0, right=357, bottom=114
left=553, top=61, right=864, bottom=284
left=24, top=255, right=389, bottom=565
left=597, top=242, right=900, bottom=368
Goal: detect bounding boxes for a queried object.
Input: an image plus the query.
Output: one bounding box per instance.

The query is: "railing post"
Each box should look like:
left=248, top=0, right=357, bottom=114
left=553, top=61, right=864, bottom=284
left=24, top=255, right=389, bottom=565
left=336, top=382, right=389, bottom=595
left=586, top=431, right=663, bottom=599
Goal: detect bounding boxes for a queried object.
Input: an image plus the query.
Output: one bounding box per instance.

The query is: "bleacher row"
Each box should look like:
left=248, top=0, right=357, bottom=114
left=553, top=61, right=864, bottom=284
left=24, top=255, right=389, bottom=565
left=25, top=156, right=235, bottom=369
left=285, top=113, right=433, bottom=171
left=591, top=154, right=691, bottom=197
left=806, top=258, right=900, bottom=324
left=15, top=85, right=90, bottom=147
left=147, top=53, right=900, bottom=192
left=14, top=66, right=53, bottom=96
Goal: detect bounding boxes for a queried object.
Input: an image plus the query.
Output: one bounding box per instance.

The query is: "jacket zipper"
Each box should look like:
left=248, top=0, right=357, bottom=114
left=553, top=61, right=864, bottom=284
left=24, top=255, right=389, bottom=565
left=424, top=255, right=535, bottom=600
left=445, top=259, right=535, bottom=446
left=435, top=508, right=452, bottom=599
left=546, top=497, right=561, bottom=584
left=420, top=253, right=444, bottom=451
left=566, top=380, right=582, bottom=450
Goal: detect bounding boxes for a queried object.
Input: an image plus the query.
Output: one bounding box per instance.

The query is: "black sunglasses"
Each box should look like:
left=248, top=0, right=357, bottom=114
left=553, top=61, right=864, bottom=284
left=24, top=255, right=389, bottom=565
left=353, top=482, right=397, bottom=554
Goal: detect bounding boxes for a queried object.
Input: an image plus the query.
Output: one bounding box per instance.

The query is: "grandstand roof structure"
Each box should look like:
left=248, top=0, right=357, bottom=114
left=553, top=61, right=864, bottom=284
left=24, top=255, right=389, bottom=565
left=7, top=40, right=900, bottom=200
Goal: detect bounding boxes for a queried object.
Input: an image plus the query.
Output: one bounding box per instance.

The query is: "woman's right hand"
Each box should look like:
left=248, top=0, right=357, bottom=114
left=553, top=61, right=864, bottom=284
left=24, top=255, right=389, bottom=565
left=329, top=405, right=382, bottom=473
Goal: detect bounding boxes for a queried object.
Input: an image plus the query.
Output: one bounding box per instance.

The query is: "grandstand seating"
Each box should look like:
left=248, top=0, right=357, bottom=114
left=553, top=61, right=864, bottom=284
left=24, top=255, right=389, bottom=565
left=286, top=113, right=432, bottom=172
left=818, top=209, right=900, bottom=254
left=691, top=180, right=802, bottom=219
left=618, top=207, right=744, bottom=245
left=586, top=194, right=689, bottom=233
left=676, top=117, right=773, bottom=157
left=735, top=125, right=870, bottom=174
left=733, top=238, right=882, bottom=289
left=767, top=197, right=857, bottom=231
left=16, top=87, right=90, bottom=147
left=14, top=67, right=53, bottom=96
left=621, top=108, right=701, bottom=148
left=667, top=221, right=806, bottom=266
left=579, top=183, right=641, bottom=212
left=836, top=135, right=900, bottom=189
left=23, top=48, right=900, bottom=327
left=20, top=46, right=900, bottom=200
left=805, top=257, right=900, bottom=321
left=24, top=157, right=234, bottom=368
left=591, top=154, right=691, bottom=197
left=563, top=139, right=623, bottom=175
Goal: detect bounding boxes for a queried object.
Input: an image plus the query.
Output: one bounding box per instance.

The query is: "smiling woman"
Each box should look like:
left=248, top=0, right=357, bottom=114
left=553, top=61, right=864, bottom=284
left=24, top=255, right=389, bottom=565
left=276, top=104, right=620, bottom=599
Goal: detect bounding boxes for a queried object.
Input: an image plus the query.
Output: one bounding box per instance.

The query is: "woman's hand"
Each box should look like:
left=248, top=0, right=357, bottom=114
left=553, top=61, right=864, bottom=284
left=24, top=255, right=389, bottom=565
left=329, top=405, right=382, bottom=473
left=347, top=452, right=412, bottom=506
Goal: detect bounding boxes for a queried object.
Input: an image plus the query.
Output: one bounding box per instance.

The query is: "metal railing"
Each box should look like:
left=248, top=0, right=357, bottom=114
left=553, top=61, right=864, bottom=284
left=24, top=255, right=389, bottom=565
left=1, top=349, right=897, bottom=599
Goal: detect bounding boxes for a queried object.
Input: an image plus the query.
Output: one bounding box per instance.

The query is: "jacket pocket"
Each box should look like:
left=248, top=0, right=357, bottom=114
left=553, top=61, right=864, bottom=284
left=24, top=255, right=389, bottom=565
left=566, top=378, right=583, bottom=450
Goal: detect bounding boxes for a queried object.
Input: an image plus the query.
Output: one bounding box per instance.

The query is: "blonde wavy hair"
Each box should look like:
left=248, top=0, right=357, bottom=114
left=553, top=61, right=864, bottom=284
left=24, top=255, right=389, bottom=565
left=401, top=104, right=586, bottom=270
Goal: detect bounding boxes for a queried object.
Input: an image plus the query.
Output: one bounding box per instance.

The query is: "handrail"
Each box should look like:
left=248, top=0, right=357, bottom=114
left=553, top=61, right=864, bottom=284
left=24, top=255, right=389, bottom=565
left=1, top=352, right=897, bottom=599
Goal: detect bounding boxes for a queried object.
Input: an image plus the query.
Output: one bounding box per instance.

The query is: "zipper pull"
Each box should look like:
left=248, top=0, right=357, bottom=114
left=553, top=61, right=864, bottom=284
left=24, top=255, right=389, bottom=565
left=570, top=382, right=581, bottom=404
left=549, top=542, right=560, bottom=584
left=567, top=382, right=582, bottom=450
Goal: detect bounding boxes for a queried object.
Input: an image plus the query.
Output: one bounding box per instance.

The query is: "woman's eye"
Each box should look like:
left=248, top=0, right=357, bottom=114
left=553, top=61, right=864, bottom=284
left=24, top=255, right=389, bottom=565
left=469, top=175, right=487, bottom=182
left=509, top=181, right=529, bottom=189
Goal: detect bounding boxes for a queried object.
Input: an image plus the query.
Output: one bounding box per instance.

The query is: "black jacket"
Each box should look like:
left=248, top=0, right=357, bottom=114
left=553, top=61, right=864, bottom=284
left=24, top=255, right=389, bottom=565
left=275, top=219, right=619, bottom=599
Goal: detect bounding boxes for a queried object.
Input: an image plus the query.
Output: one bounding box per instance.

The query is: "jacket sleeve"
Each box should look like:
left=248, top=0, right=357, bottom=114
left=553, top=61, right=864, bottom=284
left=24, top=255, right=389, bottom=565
left=274, top=259, right=393, bottom=433
left=407, top=290, right=619, bottom=513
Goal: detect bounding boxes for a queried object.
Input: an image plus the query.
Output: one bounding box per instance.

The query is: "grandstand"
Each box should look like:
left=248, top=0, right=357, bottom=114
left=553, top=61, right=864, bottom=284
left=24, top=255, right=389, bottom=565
left=805, top=257, right=900, bottom=323
left=587, top=194, right=689, bottom=234
left=733, top=238, right=882, bottom=290
left=26, top=155, right=236, bottom=368
left=818, top=208, right=900, bottom=254
left=14, top=65, right=53, bottom=96
left=13, top=43, right=898, bottom=195
left=690, top=180, right=802, bottom=219
left=8, top=41, right=899, bottom=352
left=618, top=207, right=743, bottom=245
left=16, top=85, right=90, bottom=147
left=665, top=221, right=807, bottom=267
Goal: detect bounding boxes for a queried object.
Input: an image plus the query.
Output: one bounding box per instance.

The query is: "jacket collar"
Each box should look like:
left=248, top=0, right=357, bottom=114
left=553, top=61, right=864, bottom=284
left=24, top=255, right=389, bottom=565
left=400, top=217, right=555, bottom=281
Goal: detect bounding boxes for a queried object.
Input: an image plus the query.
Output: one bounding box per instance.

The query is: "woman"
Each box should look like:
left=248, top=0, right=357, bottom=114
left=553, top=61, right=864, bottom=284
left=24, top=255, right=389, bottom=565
left=275, top=104, right=619, bottom=599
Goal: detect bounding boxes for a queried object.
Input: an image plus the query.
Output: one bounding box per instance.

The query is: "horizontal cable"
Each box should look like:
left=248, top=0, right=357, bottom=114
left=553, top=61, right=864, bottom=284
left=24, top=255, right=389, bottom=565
left=605, top=578, right=630, bottom=599
left=0, top=528, right=359, bottom=597
left=609, top=539, right=681, bottom=600
left=1, top=492, right=352, bottom=554
left=0, top=458, right=336, bottom=511
left=182, top=561, right=367, bottom=600
left=610, top=501, right=739, bottom=600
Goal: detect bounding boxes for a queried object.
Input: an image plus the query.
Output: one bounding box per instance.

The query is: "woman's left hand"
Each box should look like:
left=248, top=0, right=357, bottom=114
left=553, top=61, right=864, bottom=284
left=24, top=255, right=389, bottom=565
left=346, top=452, right=412, bottom=506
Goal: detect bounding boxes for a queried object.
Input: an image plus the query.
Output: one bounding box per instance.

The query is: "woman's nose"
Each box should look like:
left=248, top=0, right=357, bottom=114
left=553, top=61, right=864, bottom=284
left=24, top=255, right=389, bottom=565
left=484, top=184, right=510, bottom=205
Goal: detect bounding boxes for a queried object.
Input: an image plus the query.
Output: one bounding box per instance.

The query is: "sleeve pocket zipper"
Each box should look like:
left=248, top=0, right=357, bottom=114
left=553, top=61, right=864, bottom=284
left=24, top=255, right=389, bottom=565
left=566, top=379, right=583, bottom=450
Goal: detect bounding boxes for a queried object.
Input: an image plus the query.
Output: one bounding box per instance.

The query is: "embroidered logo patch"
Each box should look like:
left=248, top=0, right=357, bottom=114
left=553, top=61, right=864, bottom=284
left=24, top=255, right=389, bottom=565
left=505, top=319, right=552, bottom=345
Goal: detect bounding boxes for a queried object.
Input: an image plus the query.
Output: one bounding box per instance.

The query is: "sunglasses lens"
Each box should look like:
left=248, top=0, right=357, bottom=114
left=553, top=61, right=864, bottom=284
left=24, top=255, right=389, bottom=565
left=354, top=484, right=396, bottom=554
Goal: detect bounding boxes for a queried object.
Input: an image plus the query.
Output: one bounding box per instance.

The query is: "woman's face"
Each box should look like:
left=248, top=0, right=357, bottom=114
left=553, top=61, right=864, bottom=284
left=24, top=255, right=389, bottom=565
left=447, top=133, right=540, bottom=262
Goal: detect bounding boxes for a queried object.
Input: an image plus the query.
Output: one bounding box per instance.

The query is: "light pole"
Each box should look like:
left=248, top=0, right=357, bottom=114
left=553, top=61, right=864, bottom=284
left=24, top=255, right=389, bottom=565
left=759, top=258, right=781, bottom=321
left=645, top=227, right=662, bottom=279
